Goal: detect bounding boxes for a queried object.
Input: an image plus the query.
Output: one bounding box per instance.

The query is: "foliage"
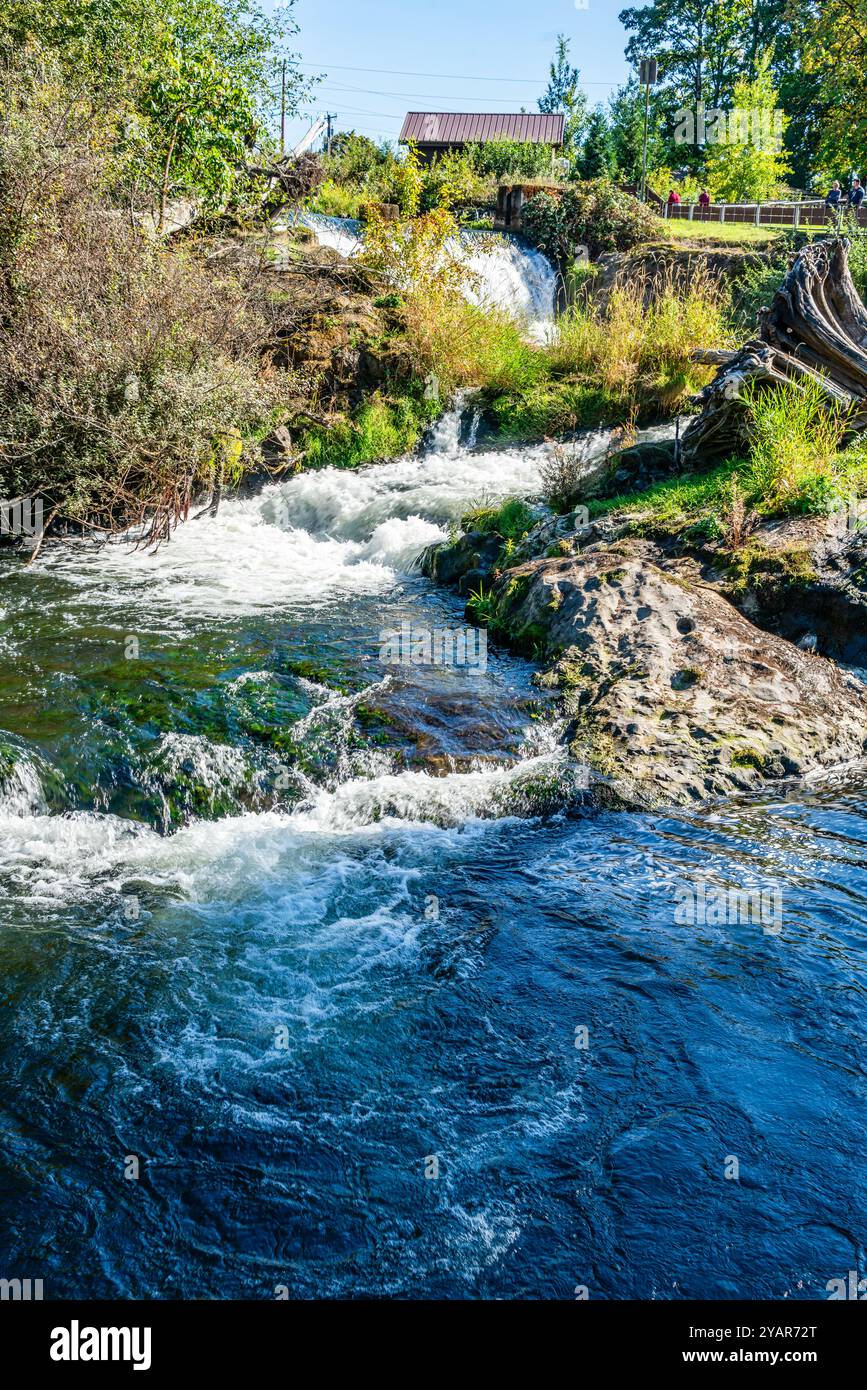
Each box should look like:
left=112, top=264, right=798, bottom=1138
left=522, top=180, right=658, bottom=266
left=298, top=391, right=437, bottom=469
left=743, top=378, right=849, bottom=515
left=576, top=110, right=614, bottom=181
left=648, top=166, right=702, bottom=203
left=702, top=56, right=791, bottom=203
left=460, top=497, right=535, bottom=541
left=0, top=62, right=281, bottom=538
left=607, top=79, right=668, bottom=183
left=538, top=33, right=587, bottom=156
left=549, top=265, right=732, bottom=409
left=0, top=0, right=310, bottom=221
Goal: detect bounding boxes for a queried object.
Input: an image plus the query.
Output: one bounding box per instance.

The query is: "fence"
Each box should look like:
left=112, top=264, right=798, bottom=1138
left=662, top=199, right=867, bottom=229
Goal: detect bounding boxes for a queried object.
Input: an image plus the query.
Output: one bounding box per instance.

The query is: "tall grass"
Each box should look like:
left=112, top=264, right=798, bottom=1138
left=549, top=267, right=733, bottom=412
left=744, top=378, right=849, bottom=513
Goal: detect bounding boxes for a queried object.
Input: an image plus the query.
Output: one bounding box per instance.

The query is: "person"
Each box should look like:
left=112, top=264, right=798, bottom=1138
left=826, top=180, right=842, bottom=209
left=850, top=177, right=864, bottom=210
left=698, top=188, right=710, bottom=219
left=667, top=188, right=681, bottom=210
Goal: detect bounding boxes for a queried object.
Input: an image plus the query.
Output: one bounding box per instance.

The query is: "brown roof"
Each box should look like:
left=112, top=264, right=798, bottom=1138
left=399, top=112, right=564, bottom=147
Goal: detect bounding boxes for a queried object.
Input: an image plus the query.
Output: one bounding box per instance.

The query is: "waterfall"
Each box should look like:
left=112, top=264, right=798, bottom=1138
left=453, top=231, right=557, bottom=343
left=290, top=213, right=557, bottom=341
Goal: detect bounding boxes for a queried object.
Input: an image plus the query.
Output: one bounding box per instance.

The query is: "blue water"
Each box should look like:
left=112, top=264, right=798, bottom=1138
left=0, top=425, right=865, bottom=1300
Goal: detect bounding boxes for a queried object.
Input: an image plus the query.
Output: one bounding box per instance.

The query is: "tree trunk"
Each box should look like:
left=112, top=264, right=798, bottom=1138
left=681, top=238, right=867, bottom=465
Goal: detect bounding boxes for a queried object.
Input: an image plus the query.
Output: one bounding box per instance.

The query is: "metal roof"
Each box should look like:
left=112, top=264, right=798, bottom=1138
left=398, top=112, right=564, bottom=146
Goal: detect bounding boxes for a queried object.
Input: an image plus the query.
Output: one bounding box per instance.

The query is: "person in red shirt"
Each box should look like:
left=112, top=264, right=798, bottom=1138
left=667, top=189, right=681, bottom=212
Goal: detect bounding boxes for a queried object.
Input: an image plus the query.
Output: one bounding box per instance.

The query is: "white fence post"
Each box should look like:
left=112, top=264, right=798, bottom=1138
left=794, top=203, right=801, bottom=229
left=719, top=203, right=726, bottom=223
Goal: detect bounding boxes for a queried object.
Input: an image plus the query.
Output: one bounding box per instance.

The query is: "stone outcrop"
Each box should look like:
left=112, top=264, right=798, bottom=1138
left=465, top=540, right=867, bottom=807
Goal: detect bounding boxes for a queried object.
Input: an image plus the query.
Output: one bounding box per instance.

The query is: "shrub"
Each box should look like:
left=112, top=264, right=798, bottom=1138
left=522, top=179, right=658, bottom=266
left=0, top=63, right=280, bottom=540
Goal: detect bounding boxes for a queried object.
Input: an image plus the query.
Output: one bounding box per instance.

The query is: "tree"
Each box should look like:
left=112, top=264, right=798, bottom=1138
left=538, top=33, right=587, bottom=156
left=794, top=0, right=867, bottom=188
left=608, top=81, right=668, bottom=182
left=0, top=0, right=312, bottom=222
left=577, top=109, right=614, bottom=180
left=618, top=0, right=745, bottom=108
left=702, top=54, right=790, bottom=201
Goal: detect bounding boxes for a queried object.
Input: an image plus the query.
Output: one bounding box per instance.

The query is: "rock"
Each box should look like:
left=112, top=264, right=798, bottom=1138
left=421, top=531, right=504, bottom=588
left=260, top=424, right=295, bottom=469
left=480, top=543, right=867, bottom=807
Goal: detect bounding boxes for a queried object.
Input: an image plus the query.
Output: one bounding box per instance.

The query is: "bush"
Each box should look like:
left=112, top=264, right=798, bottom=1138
left=549, top=266, right=732, bottom=412
left=466, top=138, right=554, bottom=181
left=522, top=179, right=658, bottom=266
left=0, top=63, right=281, bottom=539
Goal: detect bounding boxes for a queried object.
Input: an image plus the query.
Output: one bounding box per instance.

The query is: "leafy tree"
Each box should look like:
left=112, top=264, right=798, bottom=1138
left=618, top=0, right=745, bottom=107
left=538, top=33, right=588, bottom=155
left=608, top=81, right=668, bottom=183
left=577, top=109, right=614, bottom=180
left=702, top=55, right=790, bottom=201
left=0, top=0, right=311, bottom=220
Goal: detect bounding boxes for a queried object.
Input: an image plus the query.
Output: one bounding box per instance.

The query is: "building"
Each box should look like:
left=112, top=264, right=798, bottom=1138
left=398, top=112, right=564, bottom=163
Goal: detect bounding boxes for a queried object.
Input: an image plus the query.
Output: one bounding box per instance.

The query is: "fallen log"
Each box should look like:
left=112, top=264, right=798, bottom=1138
left=682, top=238, right=867, bottom=464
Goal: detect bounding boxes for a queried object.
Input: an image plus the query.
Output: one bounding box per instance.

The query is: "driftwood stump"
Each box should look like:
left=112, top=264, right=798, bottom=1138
left=681, top=238, right=867, bottom=464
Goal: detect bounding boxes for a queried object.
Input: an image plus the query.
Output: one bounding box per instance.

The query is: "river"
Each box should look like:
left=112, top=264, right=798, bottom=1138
left=0, top=386, right=865, bottom=1296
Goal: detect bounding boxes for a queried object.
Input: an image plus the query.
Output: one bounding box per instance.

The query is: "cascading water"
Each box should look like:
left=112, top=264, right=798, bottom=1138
left=291, top=212, right=557, bottom=341
left=0, top=402, right=865, bottom=1299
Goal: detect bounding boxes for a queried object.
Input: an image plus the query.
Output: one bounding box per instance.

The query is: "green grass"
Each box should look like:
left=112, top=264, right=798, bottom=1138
left=460, top=496, right=536, bottom=540
left=587, top=458, right=745, bottom=524
left=661, top=218, right=795, bottom=245
left=298, top=389, right=438, bottom=469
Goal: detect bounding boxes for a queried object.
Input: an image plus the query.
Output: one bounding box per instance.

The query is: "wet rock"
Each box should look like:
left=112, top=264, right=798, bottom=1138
left=421, top=531, right=504, bottom=588
left=481, top=542, right=867, bottom=807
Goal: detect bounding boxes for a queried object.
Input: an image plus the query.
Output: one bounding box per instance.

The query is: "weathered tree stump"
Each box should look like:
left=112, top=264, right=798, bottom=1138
left=681, top=238, right=867, bottom=464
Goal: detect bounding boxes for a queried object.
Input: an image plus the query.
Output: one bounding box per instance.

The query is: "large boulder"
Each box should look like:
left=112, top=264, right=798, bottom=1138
left=480, top=543, right=867, bottom=806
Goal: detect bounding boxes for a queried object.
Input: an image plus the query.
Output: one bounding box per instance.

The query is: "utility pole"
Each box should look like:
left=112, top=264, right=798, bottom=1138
left=638, top=57, right=659, bottom=202
left=326, top=113, right=335, bottom=156
left=280, top=59, right=287, bottom=157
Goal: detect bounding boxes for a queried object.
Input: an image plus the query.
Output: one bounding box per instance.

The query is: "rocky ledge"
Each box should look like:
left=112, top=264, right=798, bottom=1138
left=423, top=525, right=867, bottom=808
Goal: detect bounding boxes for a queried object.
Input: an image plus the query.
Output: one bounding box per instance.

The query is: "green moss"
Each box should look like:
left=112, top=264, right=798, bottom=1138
left=724, top=544, right=816, bottom=598
left=672, top=666, right=703, bottom=690
left=730, top=748, right=768, bottom=772
left=484, top=380, right=618, bottom=440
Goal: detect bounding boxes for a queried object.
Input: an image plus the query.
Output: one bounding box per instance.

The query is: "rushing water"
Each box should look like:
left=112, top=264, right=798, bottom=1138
left=291, top=213, right=558, bottom=342
left=0, top=401, right=865, bottom=1301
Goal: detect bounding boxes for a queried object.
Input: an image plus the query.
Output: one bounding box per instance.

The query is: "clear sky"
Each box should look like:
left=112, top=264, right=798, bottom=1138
left=271, top=0, right=637, bottom=150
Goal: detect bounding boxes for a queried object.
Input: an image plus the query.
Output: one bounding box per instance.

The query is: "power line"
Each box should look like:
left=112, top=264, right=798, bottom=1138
left=295, top=59, right=623, bottom=87
left=321, top=80, right=547, bottom=104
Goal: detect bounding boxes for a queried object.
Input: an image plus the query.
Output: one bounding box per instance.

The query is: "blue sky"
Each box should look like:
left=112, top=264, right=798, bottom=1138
left=271, top=0, right=636, bottom=149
